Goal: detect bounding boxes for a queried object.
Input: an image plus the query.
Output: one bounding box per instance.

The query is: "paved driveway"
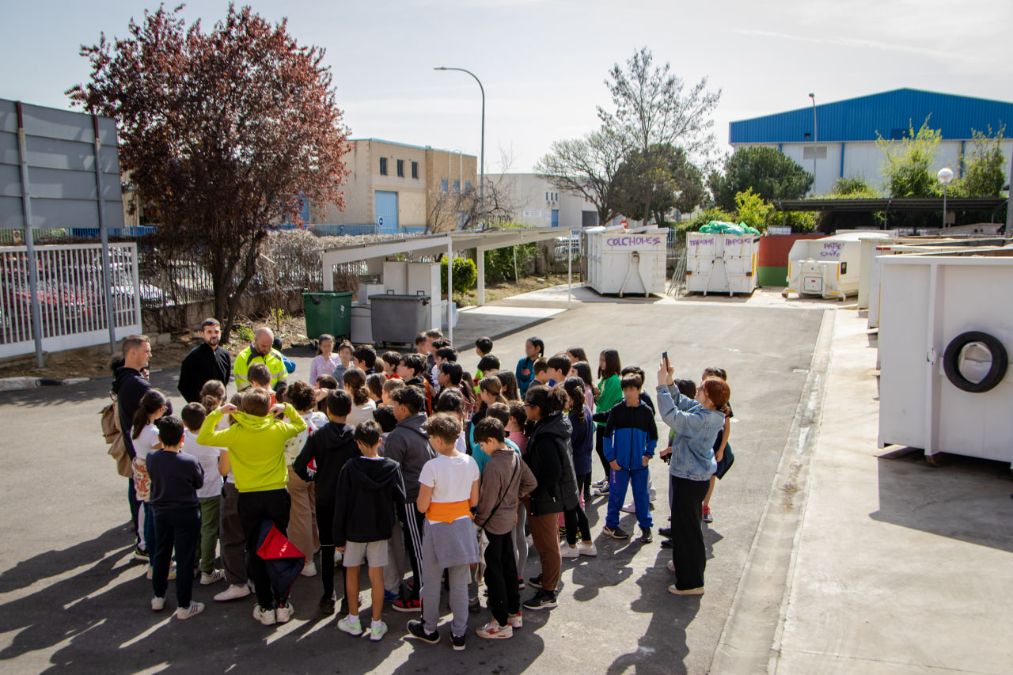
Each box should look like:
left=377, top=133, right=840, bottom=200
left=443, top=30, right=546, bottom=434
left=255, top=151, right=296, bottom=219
left=0, top=299, right=825, bottom=674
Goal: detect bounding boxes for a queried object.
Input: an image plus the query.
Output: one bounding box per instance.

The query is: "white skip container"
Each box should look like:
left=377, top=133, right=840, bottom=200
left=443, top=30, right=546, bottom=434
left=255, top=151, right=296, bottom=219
left=784, top=231, right=891, bottom=300
left=877, top=253, right=1013, bottom=466
left=586, top=227, right=667, bottom=296
left=685, top=232, right=760, bottom=296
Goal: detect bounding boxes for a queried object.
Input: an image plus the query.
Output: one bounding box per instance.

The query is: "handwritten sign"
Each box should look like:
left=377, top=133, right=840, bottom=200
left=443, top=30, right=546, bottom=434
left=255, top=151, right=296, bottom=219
left=688, top=237, right=715, bottom=247
left=818, top=242, right=844, bottom=259
left=606, top=235, right=664, bottom=247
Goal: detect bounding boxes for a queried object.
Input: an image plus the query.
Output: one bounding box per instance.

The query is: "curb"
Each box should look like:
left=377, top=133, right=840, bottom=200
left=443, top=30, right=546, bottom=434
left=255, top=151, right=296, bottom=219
left=708, top=307, right=836, bottom=675
left=0, top=377, right=91, bottom=392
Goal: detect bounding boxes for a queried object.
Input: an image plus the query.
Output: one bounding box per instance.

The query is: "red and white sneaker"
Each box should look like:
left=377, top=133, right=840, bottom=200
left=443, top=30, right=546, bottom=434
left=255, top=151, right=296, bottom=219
left=476, top=620, right=514, bottom=639
left=702, top=505, right=714, bottom=523
left=507, top=612, right=523, bottom=629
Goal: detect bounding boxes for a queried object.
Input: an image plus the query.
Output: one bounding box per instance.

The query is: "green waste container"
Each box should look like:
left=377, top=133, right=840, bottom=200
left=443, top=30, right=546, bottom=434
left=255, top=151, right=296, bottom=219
left=303, top=291, right=353, bottom=340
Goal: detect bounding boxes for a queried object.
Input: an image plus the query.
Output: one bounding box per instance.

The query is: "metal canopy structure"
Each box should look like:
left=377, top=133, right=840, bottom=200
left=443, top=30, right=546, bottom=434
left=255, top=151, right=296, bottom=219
left=773, top=197, right=1007, bottom=213
left=320, top=227, right=572, bottom=343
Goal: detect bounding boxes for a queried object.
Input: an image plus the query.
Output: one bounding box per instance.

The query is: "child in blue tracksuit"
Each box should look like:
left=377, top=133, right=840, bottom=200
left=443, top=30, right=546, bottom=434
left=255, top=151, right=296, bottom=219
left=602, top=374, right=658, bottom=543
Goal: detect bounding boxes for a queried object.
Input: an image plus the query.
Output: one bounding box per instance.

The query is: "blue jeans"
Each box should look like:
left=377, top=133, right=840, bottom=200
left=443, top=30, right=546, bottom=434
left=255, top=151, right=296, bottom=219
left=143, top=502, right=155, bottom=554
left=605, top=468, right=653, bottom=531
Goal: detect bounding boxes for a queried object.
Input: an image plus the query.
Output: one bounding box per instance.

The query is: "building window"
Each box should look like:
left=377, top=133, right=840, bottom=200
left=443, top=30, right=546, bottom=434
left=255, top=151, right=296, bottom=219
left=802, top=145, right=828, bottom=160
left=379, top=157, right=388, bottom=176
left=453, top=179, right=461, bottom=193
left=396, top=159, right=404, bottom=177
left=441, top=178, right=449, bottom=192
left=411, top=161, right=419, bottom=179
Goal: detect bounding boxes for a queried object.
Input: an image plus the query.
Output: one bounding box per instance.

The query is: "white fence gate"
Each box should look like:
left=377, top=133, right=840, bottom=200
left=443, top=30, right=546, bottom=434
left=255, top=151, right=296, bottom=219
left=0, top=243, right=141, bottom=359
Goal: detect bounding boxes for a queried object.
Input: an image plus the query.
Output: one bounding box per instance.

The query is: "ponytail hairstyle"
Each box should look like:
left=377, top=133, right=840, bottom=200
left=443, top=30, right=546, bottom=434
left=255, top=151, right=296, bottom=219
left=132, top=389, right=167, bottom=439
left=495, top=370, right=521, bottom=401
left=526, top=336, right=545, bottom=359
left=598, top=348, right=622, bottom=381
left=479, top=376, right=508, bottom=404
left=199, top=379, right=227, bottom=412
left=570, top=360, right=598, bottom=399
left=524, top=384, right=566, bottom=419
left=562, top=377, right=587, bottom=423
left=566, top=346, right=588, bottom=363
left=343, top=367, right=370, bottom=406
left=366, top=373, right=385, bottom=402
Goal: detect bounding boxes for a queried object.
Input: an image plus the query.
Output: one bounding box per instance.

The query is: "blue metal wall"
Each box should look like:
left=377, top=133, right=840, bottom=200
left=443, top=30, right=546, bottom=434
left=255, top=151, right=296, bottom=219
left=729, top=89, right=1013, bottom=144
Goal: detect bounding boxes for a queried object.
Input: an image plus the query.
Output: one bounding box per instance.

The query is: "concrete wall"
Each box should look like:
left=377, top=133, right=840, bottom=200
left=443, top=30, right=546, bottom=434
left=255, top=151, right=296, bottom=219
left=426, top=149, right=477, bottom=232
left=498, top=173, right=601, bottom=229
left=734, top=140, right=1013, bottom=195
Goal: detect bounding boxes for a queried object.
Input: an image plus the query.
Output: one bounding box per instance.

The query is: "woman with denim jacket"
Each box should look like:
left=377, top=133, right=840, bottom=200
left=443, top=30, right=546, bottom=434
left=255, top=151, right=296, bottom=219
left=655, top=362, right=730, bottom=596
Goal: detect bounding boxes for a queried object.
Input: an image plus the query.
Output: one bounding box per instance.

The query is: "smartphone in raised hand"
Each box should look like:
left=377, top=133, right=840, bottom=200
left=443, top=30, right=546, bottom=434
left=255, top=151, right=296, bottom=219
left=662, top=351, right=670, bottom=372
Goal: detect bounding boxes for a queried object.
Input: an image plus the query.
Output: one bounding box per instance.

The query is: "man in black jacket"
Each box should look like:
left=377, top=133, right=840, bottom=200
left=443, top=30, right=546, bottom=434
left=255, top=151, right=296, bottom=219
left=112, top=334, right=154, bottom=558
left=178, top=318, right=232, bottom=403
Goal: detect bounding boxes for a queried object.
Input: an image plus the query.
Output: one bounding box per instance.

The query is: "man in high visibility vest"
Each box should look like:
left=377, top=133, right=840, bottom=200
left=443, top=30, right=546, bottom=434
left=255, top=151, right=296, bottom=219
left=234, top=327, right=288, bottom=391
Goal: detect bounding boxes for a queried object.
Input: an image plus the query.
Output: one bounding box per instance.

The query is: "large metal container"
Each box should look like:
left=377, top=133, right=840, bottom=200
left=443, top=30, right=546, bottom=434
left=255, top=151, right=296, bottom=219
left=369, top=292, right=431, bottom=345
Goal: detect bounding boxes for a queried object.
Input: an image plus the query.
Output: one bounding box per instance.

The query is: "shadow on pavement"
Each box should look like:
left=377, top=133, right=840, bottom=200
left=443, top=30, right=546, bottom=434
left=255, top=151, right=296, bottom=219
left=871, top=448, right=1013, bottom=553
left=605, top=548, right=701, bottom=675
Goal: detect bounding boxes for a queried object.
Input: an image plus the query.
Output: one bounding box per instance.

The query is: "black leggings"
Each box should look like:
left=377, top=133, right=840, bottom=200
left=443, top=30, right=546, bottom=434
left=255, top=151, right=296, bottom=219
left=564, top=504, right=591, bottom=546
left=577, top=472, right=593, bottom=501
left=594, top=426, right=611, bottom=482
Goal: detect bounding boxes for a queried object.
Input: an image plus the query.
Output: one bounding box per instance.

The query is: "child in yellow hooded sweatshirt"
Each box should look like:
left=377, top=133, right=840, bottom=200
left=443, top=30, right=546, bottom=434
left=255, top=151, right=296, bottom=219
left=198, top=388, right=306, bottom=626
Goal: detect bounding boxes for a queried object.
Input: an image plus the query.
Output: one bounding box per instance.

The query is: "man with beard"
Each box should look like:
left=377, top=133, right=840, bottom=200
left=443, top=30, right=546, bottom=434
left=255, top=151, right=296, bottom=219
left=178, top=318, right=233, bottom=402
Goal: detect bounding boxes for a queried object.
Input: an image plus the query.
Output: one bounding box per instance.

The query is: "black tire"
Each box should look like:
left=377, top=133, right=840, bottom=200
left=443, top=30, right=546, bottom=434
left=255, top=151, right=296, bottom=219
left=942, top=331, right=1008, bottom=393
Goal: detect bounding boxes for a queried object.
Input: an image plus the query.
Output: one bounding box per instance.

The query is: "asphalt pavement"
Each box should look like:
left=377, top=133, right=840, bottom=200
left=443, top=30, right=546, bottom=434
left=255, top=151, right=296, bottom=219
left=0, top=296, right=826, bottom=674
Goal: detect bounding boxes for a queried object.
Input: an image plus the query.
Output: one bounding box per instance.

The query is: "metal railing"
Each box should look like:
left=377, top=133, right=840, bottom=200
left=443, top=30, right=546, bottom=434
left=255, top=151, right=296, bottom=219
left=0, top=243, right=142, bottom=358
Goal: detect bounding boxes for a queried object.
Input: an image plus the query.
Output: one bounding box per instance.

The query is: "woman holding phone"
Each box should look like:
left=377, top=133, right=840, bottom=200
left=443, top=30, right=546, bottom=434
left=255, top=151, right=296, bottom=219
left=654, top=359, right=728, bottom=596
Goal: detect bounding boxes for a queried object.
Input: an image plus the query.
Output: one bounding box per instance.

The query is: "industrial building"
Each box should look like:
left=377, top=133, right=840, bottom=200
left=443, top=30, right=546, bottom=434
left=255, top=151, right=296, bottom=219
left=729, top=89, right=1013, bottom=194
left=497, top=173, right=610, bottom=229
left=313, top=138, right=477, bottom=234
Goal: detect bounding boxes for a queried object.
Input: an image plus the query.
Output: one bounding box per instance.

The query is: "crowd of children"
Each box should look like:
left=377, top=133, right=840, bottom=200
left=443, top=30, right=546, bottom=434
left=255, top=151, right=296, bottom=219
left=123, top=325, right=735, bottom=647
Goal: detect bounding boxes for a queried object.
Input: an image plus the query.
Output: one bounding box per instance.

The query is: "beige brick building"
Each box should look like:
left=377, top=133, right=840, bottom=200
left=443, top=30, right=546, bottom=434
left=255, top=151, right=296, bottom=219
left=314, top=139, right=477, bottom=233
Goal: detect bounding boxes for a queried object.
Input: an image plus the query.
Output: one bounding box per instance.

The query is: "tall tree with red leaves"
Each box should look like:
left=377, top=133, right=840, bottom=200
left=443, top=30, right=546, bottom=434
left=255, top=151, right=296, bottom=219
left=69, top=4, right=349, bottom=339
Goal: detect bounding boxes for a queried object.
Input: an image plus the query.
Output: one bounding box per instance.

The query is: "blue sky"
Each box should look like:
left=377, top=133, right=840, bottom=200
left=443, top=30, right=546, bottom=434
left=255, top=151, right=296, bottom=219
left=2, top=0, right=1011, bottom=172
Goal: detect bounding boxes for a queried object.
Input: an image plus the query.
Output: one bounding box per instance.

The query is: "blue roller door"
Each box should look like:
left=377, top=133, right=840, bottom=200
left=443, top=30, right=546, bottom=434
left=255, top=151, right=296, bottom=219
left=374, top=191, right=398, bottom=234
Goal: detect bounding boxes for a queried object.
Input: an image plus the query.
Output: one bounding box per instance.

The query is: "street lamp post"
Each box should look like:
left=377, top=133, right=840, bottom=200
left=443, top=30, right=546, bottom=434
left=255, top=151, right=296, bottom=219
left=937, top=167, right=954, bottom=229
left=435, top=66, right=485, bottom=220
left=808, top=92, right=817, bottom=186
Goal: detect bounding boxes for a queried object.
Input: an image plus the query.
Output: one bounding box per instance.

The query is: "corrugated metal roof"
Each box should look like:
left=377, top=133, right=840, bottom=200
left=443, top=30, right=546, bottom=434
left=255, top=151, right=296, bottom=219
left=729, top=89, right=1013, bottom=144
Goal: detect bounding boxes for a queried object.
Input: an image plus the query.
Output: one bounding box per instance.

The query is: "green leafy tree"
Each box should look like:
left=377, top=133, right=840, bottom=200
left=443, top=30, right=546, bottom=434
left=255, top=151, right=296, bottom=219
left=877, top=119, right=941, bottom=197
left=440, top=256, right=477, bottom=300
left=831, top=176, right=878, bottom=196
left=952, top=127, right=1007, bottom=197
left=734, top=189, right=774, bottom=231
left=612, top=144, right=704, bottom=224
left=712, top=147, right=813, bottom=210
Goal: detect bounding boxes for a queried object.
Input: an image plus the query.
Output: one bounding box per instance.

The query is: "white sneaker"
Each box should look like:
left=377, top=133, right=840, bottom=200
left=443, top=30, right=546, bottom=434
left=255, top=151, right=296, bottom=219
left=621, top=502, right=636, bottom=514
left=337, top=613, right=363, bottom=636
left=151, top=596, right=165, bottom=612
left=275, top=602, right=294, bottom=623
left=578, top=541, right=598, bottom=557
left=200, top=569, right=226, bottom=585
left=476, top=620, right=513, bottom=639
left=253, top=604, right=277, bottom=626
left=214, top=584, right=251, bottom=602
left=507, top=612, right=523, bottom=629
left=301, top=561, right=317, bottom=577
left=561, top=544, right=579, bottom=559
left=667, top=560, right=675, bottom=573
left=367, top=619, right=388, bottom=642
left=176, top=602, right=205, bottom=620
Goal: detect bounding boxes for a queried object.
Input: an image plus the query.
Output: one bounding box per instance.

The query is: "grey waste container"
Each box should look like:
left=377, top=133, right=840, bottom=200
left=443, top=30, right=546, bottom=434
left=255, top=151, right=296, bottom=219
left=369, top=292, right=431, bottom=345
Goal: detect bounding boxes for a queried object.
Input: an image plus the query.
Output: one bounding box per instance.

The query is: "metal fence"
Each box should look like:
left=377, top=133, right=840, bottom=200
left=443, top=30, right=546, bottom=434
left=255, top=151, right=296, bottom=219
left=0, top=243, right=141, bottom=358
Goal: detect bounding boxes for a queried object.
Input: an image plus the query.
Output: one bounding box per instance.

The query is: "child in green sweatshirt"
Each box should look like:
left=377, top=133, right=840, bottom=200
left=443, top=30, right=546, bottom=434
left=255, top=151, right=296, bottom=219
left=197, top=388, right=306, bottom=627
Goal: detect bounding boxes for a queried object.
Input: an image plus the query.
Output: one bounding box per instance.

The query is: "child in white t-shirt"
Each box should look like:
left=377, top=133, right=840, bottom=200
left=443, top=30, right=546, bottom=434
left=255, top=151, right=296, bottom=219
left=181, top=403, right=227, bottom=586
left=405, top=414, right=480, bottom=651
